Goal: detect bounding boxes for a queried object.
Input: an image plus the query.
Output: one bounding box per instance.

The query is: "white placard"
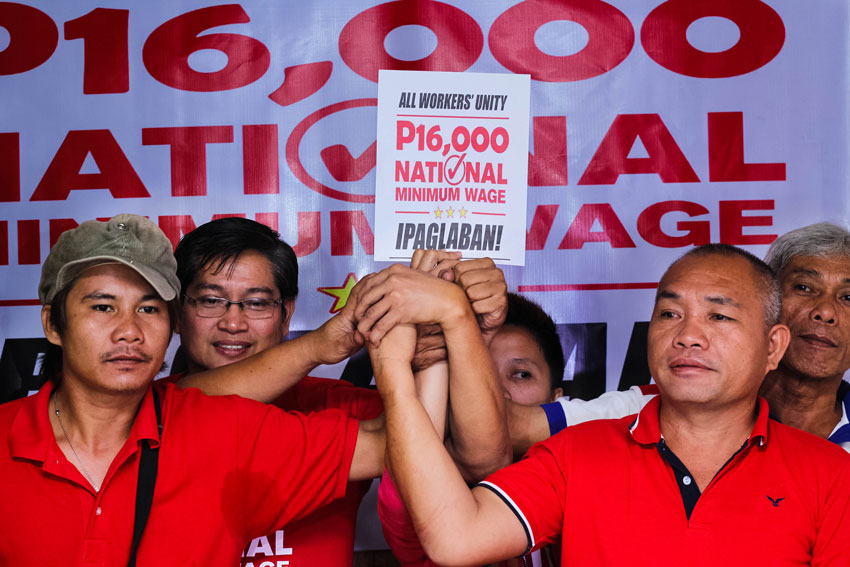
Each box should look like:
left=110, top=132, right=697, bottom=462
left=374, top=70, right=530, bottom=265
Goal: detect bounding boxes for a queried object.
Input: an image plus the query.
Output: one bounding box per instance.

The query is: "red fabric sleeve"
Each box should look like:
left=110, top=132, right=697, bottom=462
left=480, top=433, right=569, bottom=552
left=275, top=376, right=384, bottom=420
left=240, top=405, right=359, bottom=539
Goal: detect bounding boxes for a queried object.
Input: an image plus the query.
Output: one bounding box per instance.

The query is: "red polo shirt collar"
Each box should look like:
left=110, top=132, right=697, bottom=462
left=9, top=380, right=161, bottom=471
left=628, top=395, right=770, bottom=447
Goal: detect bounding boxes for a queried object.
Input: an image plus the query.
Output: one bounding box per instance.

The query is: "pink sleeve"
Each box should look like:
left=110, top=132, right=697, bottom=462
left=377, top=469, right=439, bottom=567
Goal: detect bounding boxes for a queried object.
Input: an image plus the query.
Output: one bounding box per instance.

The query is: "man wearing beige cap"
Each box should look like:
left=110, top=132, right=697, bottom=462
left=0, top=214, right=385, bottom=565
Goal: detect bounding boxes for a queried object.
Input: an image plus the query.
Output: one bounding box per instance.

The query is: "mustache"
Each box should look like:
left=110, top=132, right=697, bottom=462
left=99, top=348, right=154, bottom=363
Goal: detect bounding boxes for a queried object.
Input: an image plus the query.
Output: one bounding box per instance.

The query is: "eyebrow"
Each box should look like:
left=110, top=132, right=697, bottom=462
left=81, top=292, right=115, bottom=301
left=705, top=295, right=740, bottom=308
left=193, top=283, right=275, bottom=296
left=789, top=267, right=850, bottom=285
left=81, top=292, right=163, bottom=303
left=791, top=267, right=822, bottom=279
left=655, top=289, right=740, bottom=308
left=81, top=292, right=163, bottom=302
left=193, top=283, right=226, bottom=294
left=655, top=290, right=678, bottom=302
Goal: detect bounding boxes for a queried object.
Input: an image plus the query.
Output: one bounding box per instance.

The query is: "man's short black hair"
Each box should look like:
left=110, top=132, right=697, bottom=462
left=175, top=217, right=299, bottom=301
left=503, top=293, right=565, bottom=392
left=668, top=243, right=781, bottom=327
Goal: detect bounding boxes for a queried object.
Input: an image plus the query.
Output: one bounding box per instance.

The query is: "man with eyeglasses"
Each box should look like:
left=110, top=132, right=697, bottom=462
left=174, top=217, right=372, bottom=379
left=171, top=218, right=513, bottom=566
left=171, top=216, right=385, bottom=567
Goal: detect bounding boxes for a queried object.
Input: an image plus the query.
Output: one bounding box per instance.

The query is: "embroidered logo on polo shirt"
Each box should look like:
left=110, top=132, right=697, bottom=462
left=766, top=495, right=784, bottom=507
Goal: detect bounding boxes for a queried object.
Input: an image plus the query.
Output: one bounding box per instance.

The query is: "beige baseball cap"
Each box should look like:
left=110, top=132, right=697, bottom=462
left=39, top=214, right=180, bottom=304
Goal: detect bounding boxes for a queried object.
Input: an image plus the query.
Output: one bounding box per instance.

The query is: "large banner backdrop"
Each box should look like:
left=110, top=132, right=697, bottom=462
left=2, top=0, right=849, bottom=400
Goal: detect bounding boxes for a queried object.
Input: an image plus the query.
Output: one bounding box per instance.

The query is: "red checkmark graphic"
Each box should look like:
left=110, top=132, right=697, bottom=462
left=446, top=153, right=467, bottom=184
left=320, top=141, right=377, bottom=182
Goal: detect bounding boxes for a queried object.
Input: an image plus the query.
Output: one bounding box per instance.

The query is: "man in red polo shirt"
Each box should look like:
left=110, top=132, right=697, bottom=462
left=370, top=244, right=850, bottom=566
left=171, top=217, right=384, bottom=567
left=0, top=214, right=385, bottom=565
left=510, top=222, right=850, bottom=456
left=170, top=219, right=512, bottom=566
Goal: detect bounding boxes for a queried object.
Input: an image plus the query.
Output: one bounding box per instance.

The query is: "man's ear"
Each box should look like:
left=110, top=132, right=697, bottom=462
left=765, top=323, right=791, bottom=372
left=41, top=306, right=62, bottom=347
left=281, top=299, right=296, bottom=338
left=551, top=387, right=564, bottom=402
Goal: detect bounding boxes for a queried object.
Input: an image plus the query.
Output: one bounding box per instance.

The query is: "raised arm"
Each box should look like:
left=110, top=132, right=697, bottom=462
left=377, top=352, right=449, bottom=566
left=445, top=258, right=512, bottom=479
left=349, top=262, right=453, bottom=484
left=371, top=324, right=527, bottom=566
left=354, top=262, right=510, bottom=480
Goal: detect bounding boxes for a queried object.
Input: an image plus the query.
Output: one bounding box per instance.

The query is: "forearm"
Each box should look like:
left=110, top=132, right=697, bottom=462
left=415, top=360, right=449, bottom=439
left=363, top=294, right=525, bottom=566
left=443, top=313, right=512, bottom=480
left=378, top=359, right=494, bottom=565
left=377, top=363, right=448, bottom=564
left=177, top=330, right=325, bottom=401
left=349, top=358, right=448, bottom=483
left=508, top=387, right=657, bottom=458
left=507, top=401, right=550, bottom=459
left=349, top=415, right=386, bottom=481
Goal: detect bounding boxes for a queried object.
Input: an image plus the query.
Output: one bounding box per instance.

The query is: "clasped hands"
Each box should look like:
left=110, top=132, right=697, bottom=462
left=346, top=250, right=508, bottom=370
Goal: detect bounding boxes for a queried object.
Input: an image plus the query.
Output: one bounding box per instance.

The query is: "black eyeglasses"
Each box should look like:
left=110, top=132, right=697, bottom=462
left=182, top=294, right=283, bottom=319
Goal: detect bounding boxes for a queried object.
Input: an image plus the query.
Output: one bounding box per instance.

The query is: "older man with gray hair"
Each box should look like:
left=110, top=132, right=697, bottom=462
left=760, top=222, right=850, bottom=448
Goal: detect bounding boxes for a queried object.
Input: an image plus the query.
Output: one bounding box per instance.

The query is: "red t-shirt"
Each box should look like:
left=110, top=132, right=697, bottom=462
left=482, top=396, right=850, bottom=566
left=241, top=376, right=384, bottom=567
left=0, top=379, right=359, bottom=565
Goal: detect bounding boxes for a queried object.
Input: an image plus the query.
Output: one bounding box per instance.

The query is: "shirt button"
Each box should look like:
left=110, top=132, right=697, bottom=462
left=96, top=507, right=102, bottom=516
left=682, top=476, right=692, bottom=486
